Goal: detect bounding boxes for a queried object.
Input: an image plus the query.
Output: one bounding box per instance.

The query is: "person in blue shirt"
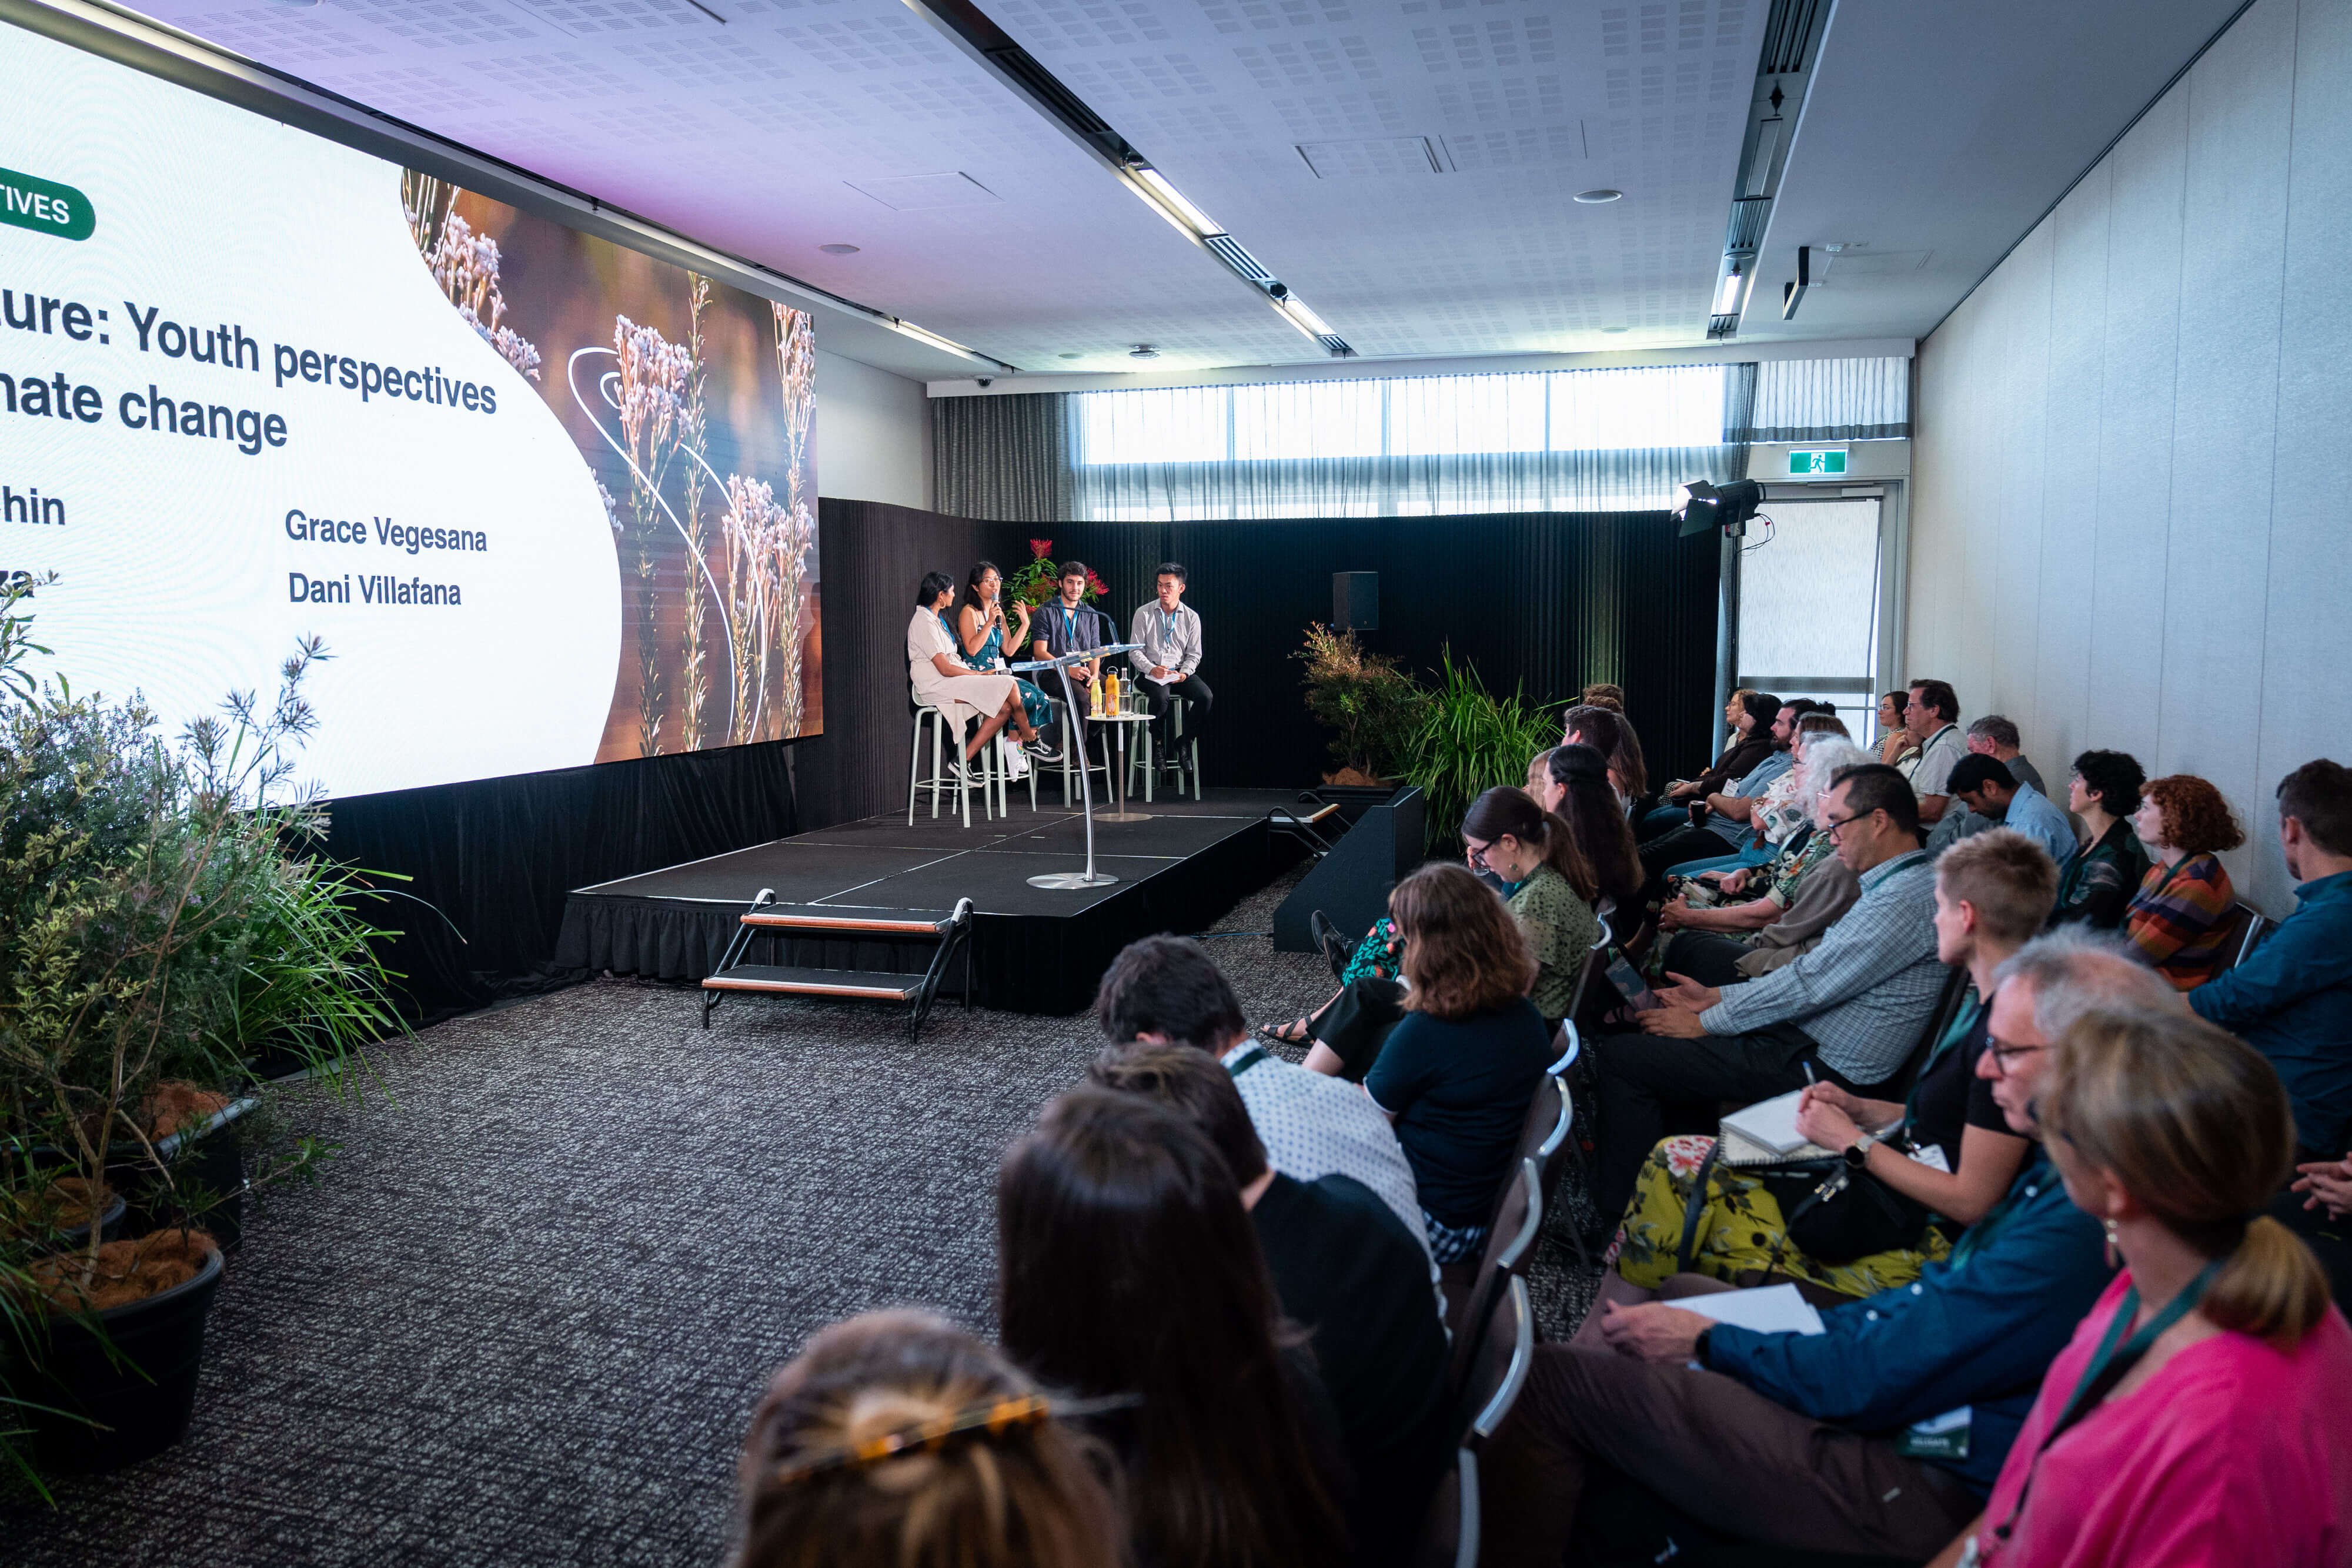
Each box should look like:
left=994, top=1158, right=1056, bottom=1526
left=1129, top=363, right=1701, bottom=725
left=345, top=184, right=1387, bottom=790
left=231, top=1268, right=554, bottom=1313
left=1945, top=754, right=2077, bottom=874
left=2203, top=761, right=2352, bottom=1300
left=1478, top=932, right=2177, bottom=1567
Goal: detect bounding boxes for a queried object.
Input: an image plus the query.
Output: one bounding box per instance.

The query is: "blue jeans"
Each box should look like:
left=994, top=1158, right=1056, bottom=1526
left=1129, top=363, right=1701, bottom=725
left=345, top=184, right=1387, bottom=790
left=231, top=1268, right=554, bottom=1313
left=1665, top=840, right=1777, bottom=880
left=1638, top=803, right=1693, bottom=838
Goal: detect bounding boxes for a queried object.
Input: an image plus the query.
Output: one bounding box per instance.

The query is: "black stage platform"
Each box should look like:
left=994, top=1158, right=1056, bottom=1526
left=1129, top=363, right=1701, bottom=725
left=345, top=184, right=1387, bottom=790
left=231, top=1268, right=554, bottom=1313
left=553, top=788, right=1304, bottom=1013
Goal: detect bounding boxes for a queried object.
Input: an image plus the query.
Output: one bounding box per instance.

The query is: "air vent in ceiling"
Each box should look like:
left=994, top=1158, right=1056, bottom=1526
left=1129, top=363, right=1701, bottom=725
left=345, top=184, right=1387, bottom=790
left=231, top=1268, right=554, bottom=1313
left=1757, top=0, right=1830, bottom=75
left=1295, top=136, right=1446, bottom=178
left=1725, top=196, right=1772, bottom=254
left=1204, top=233, right=1275, bottom=282
left=844, top=172, right=1002, bottom=210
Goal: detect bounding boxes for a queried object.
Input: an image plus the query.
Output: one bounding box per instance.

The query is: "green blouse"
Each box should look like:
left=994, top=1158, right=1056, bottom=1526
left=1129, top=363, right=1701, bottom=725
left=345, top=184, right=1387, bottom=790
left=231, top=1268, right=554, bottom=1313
left=1506, top=863, right=1602, bottom=1022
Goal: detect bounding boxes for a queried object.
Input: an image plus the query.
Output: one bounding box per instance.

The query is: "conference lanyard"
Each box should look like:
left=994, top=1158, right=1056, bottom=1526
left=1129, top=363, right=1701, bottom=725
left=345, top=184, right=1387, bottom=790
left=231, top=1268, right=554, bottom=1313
left=1902, top=989, right=1984, bottom=1130
left=1990, top=1258, right=2223, bottom=1546
left=1158, top=606, right=1179, bottom=646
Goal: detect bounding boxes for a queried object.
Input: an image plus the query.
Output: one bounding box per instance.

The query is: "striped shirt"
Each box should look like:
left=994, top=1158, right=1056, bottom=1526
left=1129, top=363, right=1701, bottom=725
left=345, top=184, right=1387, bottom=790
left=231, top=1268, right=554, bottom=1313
left=2126, top=852, right=2236, bottom=991
left=1700, top=847, right=1945, bottom=1084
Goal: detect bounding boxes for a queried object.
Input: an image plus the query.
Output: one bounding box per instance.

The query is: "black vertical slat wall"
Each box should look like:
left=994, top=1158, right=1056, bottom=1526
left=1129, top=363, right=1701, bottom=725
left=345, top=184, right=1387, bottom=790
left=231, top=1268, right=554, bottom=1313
left=811, top=501, right=1722, bottom=816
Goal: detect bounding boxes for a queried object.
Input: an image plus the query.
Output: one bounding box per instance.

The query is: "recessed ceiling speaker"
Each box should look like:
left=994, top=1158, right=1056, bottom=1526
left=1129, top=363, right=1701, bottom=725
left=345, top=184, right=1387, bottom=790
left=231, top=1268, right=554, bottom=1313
left=818, top=243, right=861, bottom=255
left=1573, top=189, right=1623, bottom=203
left=1130, top=344, right=1161, bottom=359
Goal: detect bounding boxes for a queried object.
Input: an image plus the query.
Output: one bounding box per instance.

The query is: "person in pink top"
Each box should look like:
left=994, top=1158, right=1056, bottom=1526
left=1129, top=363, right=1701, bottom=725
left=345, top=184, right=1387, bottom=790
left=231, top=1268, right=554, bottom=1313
left=1932, top=1005, right=2352, bottom=1568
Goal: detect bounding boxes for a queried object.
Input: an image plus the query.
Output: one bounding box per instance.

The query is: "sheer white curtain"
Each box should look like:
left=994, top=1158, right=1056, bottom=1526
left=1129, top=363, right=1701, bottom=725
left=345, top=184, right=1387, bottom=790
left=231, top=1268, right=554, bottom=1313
left=1742, top=356, right=1910, bottom=442
left=1068, top=365, right=1743, bottom=521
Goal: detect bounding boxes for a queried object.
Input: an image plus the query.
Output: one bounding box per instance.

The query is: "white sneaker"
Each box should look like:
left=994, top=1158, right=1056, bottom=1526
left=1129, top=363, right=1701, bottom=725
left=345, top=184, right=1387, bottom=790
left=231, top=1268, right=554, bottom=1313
left=1004, top=750, right=1032, bottom=779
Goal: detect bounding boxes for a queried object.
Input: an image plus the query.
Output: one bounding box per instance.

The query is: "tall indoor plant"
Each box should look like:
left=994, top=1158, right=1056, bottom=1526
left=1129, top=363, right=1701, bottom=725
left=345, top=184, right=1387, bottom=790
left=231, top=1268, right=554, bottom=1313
left=0, top=576, right=399, bottom=1490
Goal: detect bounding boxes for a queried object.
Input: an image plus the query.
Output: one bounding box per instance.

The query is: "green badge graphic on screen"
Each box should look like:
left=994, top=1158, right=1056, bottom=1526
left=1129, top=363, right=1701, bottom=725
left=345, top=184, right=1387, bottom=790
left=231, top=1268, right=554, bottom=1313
left=0, top=166, right=94, bottom=240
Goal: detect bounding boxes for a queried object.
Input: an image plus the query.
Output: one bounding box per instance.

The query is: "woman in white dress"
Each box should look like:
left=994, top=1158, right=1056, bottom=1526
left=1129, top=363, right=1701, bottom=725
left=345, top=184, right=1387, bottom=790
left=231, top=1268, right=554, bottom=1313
left=908, top=571, right=1033, bottom=780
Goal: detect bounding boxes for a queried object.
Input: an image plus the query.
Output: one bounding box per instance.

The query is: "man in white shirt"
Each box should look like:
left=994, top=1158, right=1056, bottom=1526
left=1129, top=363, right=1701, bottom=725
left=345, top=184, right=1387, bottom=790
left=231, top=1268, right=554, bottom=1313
left=1128, top=562, right=1210, bottom=758
left=907, top=570, right=1033, bottom=780
left=1094, top=934, right=1432, bottom=1263
left=1901, top=677, right=1966, bottom=824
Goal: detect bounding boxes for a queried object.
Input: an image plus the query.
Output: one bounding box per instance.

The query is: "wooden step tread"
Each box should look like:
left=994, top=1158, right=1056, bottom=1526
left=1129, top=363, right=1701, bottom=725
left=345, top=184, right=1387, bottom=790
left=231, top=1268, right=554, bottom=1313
left=701, top=965, right=924, bottom=1000
left=740, top=910, right=952, bottom=935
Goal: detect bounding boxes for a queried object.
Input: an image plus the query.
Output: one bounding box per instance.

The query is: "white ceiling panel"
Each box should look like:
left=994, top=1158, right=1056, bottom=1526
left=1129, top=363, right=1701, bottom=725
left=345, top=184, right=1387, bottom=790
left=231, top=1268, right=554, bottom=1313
left=988, top=0, right=1770, bottom=356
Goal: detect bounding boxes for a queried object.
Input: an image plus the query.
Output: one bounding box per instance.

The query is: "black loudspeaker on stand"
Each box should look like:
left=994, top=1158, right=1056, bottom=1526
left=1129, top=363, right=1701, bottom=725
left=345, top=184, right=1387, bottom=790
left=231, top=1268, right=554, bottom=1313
left=1332, top=571, right=1379, bottom=631
left=1272, top=786, right=1426, bottom=954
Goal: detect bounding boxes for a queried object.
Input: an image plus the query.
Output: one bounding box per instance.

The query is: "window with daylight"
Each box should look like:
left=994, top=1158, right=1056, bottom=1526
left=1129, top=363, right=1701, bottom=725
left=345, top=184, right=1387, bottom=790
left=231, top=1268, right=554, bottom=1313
left=1067, top=364, right=1742, bottom=520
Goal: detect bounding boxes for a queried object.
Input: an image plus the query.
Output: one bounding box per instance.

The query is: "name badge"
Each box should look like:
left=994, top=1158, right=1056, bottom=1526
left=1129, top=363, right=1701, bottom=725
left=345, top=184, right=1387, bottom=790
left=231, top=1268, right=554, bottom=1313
left=1895, top=1405, right=1971, bottom=1460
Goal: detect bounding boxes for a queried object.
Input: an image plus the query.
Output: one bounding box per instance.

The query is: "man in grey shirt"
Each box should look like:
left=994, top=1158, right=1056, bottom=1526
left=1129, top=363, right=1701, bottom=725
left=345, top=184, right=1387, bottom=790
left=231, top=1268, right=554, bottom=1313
left=1900, top=678, right=1967, bottom=825
left=1094, top=934, right=1430, bottom=1262
left=1128, top=562, right=1211, bottom=760
left=1966, top=714, right=2046, bottom=795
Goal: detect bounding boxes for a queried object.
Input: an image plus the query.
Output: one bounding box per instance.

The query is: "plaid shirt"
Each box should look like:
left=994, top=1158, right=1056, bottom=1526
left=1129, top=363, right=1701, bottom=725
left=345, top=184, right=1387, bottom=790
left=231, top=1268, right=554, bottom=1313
left=1700, top=848, right=1945, bottom=1083
left=2126, top=852, right=2235, bottom=991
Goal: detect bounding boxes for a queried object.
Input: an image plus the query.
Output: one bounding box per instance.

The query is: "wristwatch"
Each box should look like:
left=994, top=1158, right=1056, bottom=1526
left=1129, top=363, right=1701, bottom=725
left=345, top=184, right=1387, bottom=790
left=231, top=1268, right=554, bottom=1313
left=1843, top=1131, right=1879, bottom=1169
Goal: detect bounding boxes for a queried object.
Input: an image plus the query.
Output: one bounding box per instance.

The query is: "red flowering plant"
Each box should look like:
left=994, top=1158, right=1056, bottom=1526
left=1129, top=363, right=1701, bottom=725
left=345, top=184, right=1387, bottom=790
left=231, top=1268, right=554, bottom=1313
left=1004, top=539, right=1103, bottom=609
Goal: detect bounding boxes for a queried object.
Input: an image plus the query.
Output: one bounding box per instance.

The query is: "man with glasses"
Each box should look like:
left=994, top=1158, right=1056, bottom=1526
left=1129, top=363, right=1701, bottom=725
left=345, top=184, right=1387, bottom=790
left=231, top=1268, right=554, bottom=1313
left=1591, top=763, right=1945, bottom=1219
left=1484, top=932, right=2176, bottom=1566
left=1903, top=678, right=1966, bottom=825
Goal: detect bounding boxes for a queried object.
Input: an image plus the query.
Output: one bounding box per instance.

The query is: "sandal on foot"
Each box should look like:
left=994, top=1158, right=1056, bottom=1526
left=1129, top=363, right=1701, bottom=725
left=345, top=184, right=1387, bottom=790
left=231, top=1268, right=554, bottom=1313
left=1257, top=1017, right=1312, bottom=1046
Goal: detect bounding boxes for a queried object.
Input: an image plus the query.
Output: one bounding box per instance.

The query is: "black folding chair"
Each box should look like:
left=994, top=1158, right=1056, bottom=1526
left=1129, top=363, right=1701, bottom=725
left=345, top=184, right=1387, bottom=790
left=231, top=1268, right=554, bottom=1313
left=1415, top=1275, right=1537, bottom=1568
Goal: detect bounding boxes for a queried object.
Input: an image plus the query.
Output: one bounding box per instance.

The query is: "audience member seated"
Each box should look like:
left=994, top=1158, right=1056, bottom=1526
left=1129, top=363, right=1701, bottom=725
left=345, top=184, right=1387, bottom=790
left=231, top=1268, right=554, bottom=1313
left=1087, top=1043, right=1451, bottom=1568
left=1461, top=787, right=1601, bottom=1029
left=1530, top=743, right=1643, bottom=914
left=1589, top=764, right=1944, bottom=1218
left=1641, top=690, right=1776, bottom=837
left=2190, top=761, right=2352, bottom=1295
left=1480, top=931, right=2166, bottom=1568
left=1965, top=713, right=2044, bottom=795
left=730, top=1309, right=1123, bottom=1568
left=1282, top=797, right=1578, bottom=1078
left=1903, top=678, right=1967, bottom=824
left=1635, top=698, right=1806, bottom=884
left=1651, top=734, right=1871, bottom=985
left=998, top=1088, right=1351, bottom=1568
left=1560, top=703, right=1649, bottom=810
left=1308, top=863, right=1552, bottom=1263
left=2050, top=748, right=2150, bottom=929
left=1094, top=935, right=1428, bottom=1256
left=1611, top=829, right=2053, bottom=1300
left=1943, top=1007, right=2352, bottom=1567
left=1877, top=688, right=1921, bottom=768
left=1942, top=755, right=2078, bottom=872
left=2124, top=773, right=2244, bottom=990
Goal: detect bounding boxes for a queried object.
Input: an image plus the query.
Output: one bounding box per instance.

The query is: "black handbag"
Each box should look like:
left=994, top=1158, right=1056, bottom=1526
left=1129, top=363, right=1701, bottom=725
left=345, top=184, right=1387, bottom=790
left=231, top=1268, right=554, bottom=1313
left=1675, top=1141, right=1932, bottom=1273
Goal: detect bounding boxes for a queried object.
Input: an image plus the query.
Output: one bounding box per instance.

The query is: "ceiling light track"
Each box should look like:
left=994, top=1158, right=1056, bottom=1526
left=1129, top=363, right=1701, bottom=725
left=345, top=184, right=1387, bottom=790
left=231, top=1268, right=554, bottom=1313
left=901, top=0, right=1354, bottom=358
left=1706, top=0, right=1832, bottom=340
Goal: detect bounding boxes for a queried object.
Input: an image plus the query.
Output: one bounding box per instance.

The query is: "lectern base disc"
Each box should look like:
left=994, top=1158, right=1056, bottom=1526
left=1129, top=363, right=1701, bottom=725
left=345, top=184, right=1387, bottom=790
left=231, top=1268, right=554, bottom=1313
left=1094, top=811, right=1153, bottom=823
left=1028, top=871, right=1121, bottom=890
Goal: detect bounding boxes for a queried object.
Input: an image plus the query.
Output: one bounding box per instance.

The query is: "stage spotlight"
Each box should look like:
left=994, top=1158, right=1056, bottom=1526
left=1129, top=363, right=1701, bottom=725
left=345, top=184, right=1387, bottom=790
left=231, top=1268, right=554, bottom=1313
left=1675, top=477, right=1765, bottom=537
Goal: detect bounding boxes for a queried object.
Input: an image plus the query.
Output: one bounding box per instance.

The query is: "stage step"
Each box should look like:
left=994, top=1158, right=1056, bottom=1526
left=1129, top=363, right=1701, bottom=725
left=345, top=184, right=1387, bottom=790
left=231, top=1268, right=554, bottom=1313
left=701, top=889, right=974, bottom=1041
left=700, top=965, right=923, bottom=1001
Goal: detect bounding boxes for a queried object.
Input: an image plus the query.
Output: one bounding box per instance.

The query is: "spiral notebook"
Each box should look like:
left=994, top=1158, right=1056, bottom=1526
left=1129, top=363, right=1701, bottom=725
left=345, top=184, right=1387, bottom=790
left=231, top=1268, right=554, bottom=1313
left=1718, top=1089, right=1836, bottom=1166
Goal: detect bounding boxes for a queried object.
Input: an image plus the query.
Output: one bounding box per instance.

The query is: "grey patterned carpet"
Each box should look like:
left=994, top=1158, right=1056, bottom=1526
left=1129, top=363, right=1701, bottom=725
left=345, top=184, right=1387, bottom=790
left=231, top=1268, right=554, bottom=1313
left=7, top=864, right=1602, bottom=1566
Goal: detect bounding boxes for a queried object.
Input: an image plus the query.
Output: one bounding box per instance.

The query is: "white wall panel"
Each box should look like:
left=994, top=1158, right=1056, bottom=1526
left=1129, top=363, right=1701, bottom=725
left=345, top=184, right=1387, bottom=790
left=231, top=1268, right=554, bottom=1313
left=1912, top=0, right=2352, bottom=913
left=814, top=351, right=933, bottom=511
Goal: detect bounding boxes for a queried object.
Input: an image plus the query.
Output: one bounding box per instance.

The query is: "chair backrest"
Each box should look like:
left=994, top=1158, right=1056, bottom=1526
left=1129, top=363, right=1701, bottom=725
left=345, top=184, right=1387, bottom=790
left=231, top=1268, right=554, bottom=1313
left=1449, top=1275, right=1536, bottom=1568
left=1881, top=964, right=1971, bottom=1098
left=1445, top=1156, right=1541, bottom=1387
left=2215, top=901, right=2270, bottom=974
left=1561, top=917, right=1613, bottom=1031
left=1534, top=1075, right=1575, bottom=1211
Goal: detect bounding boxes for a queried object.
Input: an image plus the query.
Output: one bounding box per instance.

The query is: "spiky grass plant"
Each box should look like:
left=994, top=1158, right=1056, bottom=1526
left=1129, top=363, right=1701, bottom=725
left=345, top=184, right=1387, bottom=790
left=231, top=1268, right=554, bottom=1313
left=1399, top=647, right=1561, bottom=850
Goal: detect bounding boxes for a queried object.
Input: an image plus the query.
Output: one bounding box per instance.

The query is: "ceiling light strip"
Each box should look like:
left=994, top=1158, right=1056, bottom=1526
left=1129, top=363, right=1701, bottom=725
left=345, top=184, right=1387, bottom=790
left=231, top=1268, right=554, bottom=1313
left=1707, top=0, right=1833, bottom=340
left=901, top=0, right=1354, bottom=358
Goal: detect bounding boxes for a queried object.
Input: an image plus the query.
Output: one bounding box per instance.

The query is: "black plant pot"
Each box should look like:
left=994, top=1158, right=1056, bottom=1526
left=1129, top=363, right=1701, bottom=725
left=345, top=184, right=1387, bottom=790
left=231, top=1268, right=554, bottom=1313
left=14, top=1244, right=226, bottom=1475
left=129, top=1098, right=256, bottom=1249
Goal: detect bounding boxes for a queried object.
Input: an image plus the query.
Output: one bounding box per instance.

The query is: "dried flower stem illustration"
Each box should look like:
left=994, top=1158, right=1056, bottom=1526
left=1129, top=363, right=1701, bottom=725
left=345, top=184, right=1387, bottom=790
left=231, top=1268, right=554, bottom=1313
left=614, top=317, right=694, bottom=755
left=769, top=303, right=817, bottom=738
left=676, top=278, right=713, bottom=753
left=403, top=172, right=543, bottom=383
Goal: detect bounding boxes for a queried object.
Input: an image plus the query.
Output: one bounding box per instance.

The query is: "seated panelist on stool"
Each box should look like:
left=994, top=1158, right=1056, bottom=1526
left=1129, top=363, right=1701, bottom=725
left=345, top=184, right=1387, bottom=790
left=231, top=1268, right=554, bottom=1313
left=1030, top=559, right=1112, bottom=757
left=907, top=570, right=1031, bottom=782
left=1128, top=561, right=1211, bottom=764
left=950, top=559, right=1058, bottom=766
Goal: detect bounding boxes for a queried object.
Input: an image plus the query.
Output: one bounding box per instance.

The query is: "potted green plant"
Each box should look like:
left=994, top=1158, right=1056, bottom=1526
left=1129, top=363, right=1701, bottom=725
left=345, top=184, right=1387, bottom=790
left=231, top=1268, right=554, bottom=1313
left=0, top=576, right=399, bottom=1490
left=1399, top=647, right=1561, bottom=849
left=1005, top=538, right=1107, bottom=610
left=1294, top=622, right=1424, bottom=787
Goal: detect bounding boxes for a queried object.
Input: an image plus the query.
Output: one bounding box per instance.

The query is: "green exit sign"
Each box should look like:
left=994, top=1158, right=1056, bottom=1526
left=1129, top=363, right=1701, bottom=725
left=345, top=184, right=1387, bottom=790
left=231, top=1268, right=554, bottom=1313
left=1788, top=446, right=1850, bottom=476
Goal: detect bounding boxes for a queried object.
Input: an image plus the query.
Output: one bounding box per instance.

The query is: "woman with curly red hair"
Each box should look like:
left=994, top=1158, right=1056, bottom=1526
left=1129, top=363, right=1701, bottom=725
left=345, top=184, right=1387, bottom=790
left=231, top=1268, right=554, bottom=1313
left=2124, top=774, right=2246, bottom=991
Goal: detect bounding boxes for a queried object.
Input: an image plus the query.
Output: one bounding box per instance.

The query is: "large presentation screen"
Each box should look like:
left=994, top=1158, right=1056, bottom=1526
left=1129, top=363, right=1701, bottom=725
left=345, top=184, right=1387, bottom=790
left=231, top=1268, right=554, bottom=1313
left=0, top=22, right=821, bottom=798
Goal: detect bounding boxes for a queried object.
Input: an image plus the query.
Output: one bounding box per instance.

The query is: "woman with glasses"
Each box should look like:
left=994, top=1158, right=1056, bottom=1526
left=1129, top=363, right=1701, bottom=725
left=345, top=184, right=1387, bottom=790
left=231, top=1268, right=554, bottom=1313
left=950, top=561, right=1058, bottom=764
left=1937, top=1008, right=2352, bottom=1568
left=1605, top=830, right=2052, bottom=1300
